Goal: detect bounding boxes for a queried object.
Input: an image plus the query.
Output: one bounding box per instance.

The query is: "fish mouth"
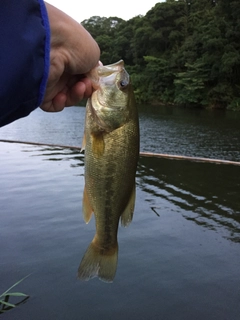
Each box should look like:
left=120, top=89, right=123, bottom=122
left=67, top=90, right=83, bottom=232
left=98, top=60, right=124, bottom=76
left=87, top=60, right=125, bottom=89
left=87, top=60, right=129, bottom=132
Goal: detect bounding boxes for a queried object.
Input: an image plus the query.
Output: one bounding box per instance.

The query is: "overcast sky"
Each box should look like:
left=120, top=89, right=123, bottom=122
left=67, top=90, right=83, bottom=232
left=47, top=0, right=164, bottom=23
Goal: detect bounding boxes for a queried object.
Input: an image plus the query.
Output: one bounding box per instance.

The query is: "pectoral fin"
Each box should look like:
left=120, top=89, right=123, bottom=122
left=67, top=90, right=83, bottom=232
left=82, top=186, right=93, bottom=224
left=121, top=184, right=136, bottom=227
left=91, top=132, right=105, bottom=157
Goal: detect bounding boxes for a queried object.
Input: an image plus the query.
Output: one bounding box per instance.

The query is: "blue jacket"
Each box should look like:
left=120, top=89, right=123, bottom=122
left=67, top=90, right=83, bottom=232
left=0, top=0, right=50, bottom=127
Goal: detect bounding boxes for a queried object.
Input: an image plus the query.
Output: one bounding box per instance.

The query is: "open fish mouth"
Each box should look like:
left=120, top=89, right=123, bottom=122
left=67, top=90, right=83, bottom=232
left=98, top=60, right=124, bottom=76
left=87, top=60, right=125, bottom=89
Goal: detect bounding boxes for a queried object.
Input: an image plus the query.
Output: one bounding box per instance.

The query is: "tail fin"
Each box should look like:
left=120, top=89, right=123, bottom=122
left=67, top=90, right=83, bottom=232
left=78, top=240, right=118, bottom=283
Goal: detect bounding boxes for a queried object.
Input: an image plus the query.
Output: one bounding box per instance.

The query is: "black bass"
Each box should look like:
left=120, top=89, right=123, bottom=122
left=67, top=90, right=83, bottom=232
left=78, top=60, right=139, bottom=282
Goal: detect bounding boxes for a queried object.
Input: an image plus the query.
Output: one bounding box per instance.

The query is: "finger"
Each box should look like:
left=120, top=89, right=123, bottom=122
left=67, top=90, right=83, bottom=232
left=80, top=77, right=94, bottom=97
left=65, top=82, right=86, bottom=106
left=52, top=92, right=67, bottom=111
left=41, top=92, right=67, bottom=112
left=65, top=78, right=93, bottom=106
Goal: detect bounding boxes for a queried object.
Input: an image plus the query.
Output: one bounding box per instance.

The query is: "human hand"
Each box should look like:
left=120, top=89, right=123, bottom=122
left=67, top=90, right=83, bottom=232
left=40, top=2, right=100, bottom=112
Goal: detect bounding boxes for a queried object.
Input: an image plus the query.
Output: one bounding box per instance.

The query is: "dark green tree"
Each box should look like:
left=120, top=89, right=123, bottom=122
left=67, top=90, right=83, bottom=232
left=81, top=0, right=240, bottom=109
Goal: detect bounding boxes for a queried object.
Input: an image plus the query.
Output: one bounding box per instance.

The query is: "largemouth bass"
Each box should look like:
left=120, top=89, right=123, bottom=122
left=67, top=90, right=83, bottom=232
left=78, top=60, right=139, bottom=282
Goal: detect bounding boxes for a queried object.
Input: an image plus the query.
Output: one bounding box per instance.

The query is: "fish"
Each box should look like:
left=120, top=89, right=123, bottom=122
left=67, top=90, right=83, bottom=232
left=78, top=60, right=139, bottom=282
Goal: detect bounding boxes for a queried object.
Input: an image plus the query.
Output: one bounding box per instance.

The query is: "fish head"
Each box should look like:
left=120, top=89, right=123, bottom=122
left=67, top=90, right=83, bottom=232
left=87, top=60, right=134, bottom=132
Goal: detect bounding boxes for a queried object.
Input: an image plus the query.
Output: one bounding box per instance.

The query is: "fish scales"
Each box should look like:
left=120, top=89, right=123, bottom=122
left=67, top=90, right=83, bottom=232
left=86, top=122, right=138, bottom=247
left=78, top=60, right=139, bottom=282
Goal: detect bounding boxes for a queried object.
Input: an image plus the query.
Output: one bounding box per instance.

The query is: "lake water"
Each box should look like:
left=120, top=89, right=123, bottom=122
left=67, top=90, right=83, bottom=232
left=0, top=106, right=240, bottom=320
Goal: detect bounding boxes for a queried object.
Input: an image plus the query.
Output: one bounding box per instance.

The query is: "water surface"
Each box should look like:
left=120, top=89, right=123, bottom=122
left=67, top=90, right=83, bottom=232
left=0, top=106, right=240, bottom=320
left=1, top=105, right=240, bottom=160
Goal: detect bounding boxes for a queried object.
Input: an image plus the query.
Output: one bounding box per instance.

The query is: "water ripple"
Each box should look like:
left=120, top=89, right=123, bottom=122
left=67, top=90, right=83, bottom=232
left=138, top=156, right=240, bottom=242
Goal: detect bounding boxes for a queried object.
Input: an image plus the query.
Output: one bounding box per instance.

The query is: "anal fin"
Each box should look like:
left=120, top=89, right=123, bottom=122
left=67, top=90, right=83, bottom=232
left=121, top=184, right=136, bottom=227
left=82, top=186, right=93, bottom=224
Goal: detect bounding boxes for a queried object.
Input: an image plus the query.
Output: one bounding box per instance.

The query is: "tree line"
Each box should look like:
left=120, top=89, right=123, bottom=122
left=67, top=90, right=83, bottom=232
left=82, top=0, right=240, bottom=110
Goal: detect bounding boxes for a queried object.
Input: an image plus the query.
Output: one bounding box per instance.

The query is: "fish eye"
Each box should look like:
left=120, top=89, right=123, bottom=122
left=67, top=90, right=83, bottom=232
left=119, top=80, right=128, bottom=89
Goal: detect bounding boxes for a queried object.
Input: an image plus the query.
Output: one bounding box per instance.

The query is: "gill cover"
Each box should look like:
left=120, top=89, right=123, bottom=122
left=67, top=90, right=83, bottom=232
left=88, top=60, right=131, bottom=132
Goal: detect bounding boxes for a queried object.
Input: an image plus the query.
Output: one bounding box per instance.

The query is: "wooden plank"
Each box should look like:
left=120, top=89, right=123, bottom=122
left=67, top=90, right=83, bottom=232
left=1, top=139, right=240, bottom=166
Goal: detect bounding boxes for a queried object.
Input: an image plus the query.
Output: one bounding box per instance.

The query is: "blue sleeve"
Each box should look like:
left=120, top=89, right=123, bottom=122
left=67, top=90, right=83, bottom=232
left=0, top=0, right=50, bottom=127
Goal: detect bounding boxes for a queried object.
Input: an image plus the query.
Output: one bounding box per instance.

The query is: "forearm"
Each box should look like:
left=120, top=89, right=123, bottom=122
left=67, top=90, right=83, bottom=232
left=0, top=0, right=50, bottom=127
left=0, top=1, right=100, bottom=127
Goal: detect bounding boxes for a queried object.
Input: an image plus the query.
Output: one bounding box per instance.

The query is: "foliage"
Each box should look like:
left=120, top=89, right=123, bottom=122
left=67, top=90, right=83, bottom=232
left=0, top=275, right=30, bottom=315
left=82, top=0, right=240, bottom=109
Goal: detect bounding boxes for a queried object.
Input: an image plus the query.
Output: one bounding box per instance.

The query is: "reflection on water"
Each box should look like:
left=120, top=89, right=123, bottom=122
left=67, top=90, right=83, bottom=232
left=24, top=146, right=85, bottom=168
left=1, top=112, right=240, bottom=319
left=138, top=156, right=240, bottom=243
left=1, top=105, right=240, bottom=161
left=17, top=144, right=240, bottom=244
left=2, top=142, right=240, bottom=245
left=138, top=105, right=240, bottom=161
